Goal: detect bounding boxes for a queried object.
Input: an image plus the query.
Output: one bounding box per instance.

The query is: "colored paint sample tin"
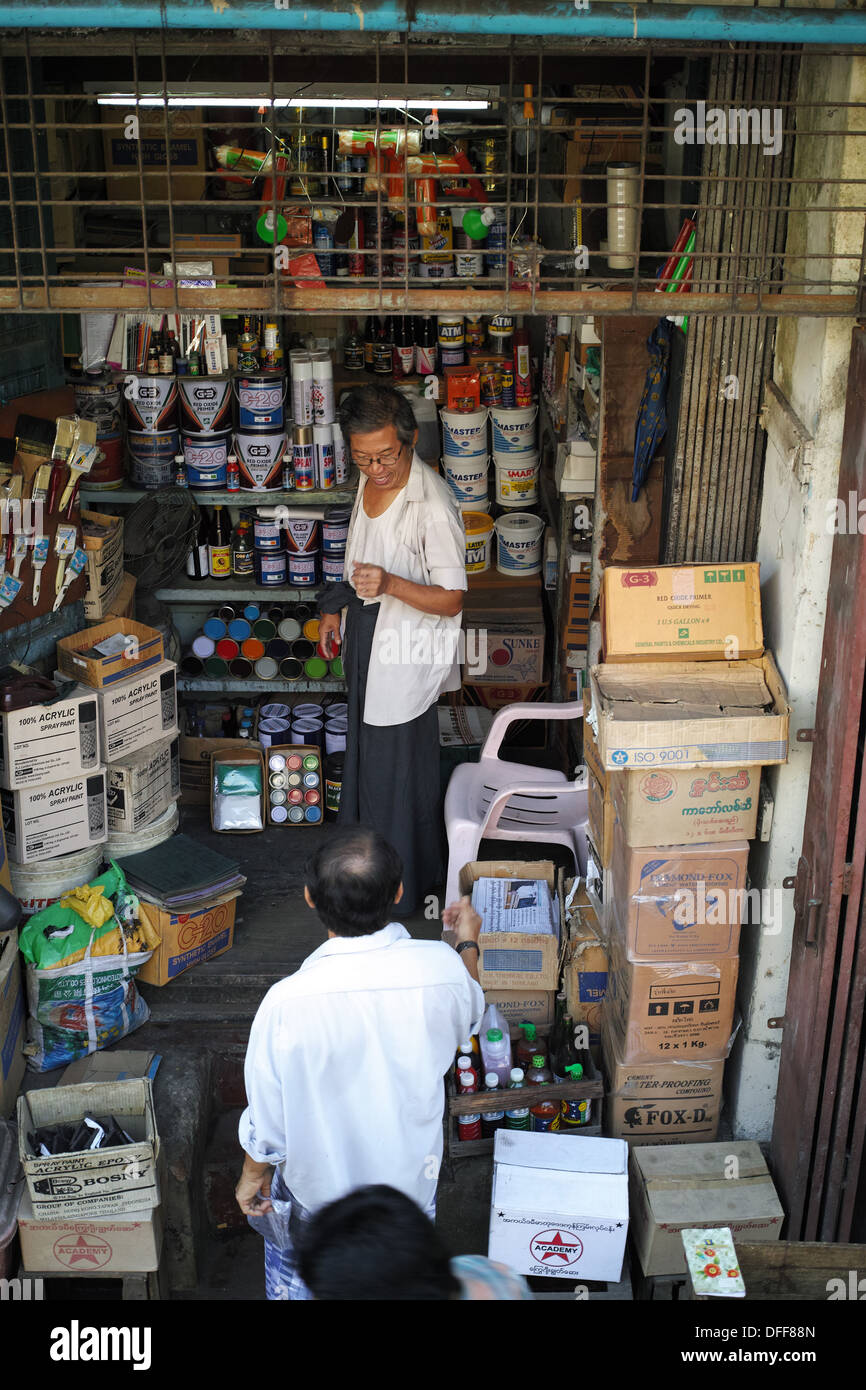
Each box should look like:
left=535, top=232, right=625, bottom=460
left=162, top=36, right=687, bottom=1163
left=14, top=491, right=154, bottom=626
left=330, top=656, right=345, bottom=679
left=228, top=618, right=252, bottom=642
left=180, top=655, right=204, bottom=676
left=192, top=635, right=216, bottom=659
left=252, top=618, right=276, bottom=642
left=242, top=637, right=266, bottom=660
left=203, top=617, right=227, bottom=640
left=278, top=616, right=301, bottom=641
left=287, top=755, right=303, bottom=771
left=265, top=638, right=291, bottom=662
left=303, top=771, right=320, bottom=788
left=288, top=806, right=305, bottom=822
left=302, top=618, right=320, bottom=642
left=216, top=638, right=239, bottom=660
left=244, top=604, right=261, bottom=620
left=204, top=656, right=228, bottom=677
left=305, top=656, right=328, bottom=680
left=304, top=789, right=321, bottom=805
left=305, top=805, right=322, bottom=823
left=303, top=755, right=319, bottom=771
left=280, top=657, right=303, bottom=680
left=253, top=551, right=288, bottom=587
left=229, top=657, right=253, bottom=679
left=254, top=656, right=279, bottom=679
left=271, top=805, right=288, bottom=823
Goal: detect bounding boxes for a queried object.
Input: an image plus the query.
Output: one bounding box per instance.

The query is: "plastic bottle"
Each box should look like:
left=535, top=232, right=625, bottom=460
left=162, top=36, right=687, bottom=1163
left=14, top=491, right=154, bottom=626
left=457, top=1113, right=481, bottom=1142
left=525, top=1052, right=553, bottom=1087
left=527, top=1054, right=558, bottom=1131
left=505, top=1067, right=530, bottom=1131
left=558, top=1062, right=591, bottom=1131
left=480, top=1027, right=512, bottom=1087
left=515, top=1021, right=547, bottom=1073
left=456, top=1055, right=479, bottom=1094
left=480, top=1073, right=505, bottom=1139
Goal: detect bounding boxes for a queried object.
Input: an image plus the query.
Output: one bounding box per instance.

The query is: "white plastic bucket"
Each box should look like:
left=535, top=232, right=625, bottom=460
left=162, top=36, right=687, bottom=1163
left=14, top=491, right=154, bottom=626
left=444, top=455, right=489, bottom=504
left=463, top=511, right=494, bottom=574
left=495, top=510, right=545, bottom=576
left=490, top=403, right=538, bottom=455
left=105, top=801, right=178, bottom=859
left=494, top=453, right=539, bottom=507
left=9, top=843, right=104, bottom=916
left=440, top=406, right=488, bottom=457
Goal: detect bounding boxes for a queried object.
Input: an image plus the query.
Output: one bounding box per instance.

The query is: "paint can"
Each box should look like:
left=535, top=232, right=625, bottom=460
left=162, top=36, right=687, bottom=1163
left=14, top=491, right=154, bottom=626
left=125, top=374, right=178, bottom=432
left=85, top=433, right=125, bottom=489
left=177, top=375, right=233, bottom=433
left=253, top=516, right=283, bottom=550
left=74, top=375, right=123, bottom=435
left=181, top=429, right=232, bottom=489
left=284, top=517, right=321, bottom=554
left=287, top=550, right=319, bottom=587
left=127, top=429, right=179, bottom=489
left=322, top=505, right=351, bottom=553
left=233, top=372, right=288, bottom=429
left=253, top=550, right=288, bottom=587
left=236, top=426, right=288, bottom=491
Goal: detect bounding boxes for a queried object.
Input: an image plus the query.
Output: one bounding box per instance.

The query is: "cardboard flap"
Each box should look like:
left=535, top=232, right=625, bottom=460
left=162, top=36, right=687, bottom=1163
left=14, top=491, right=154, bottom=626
left=635, top=1140, right=767, bottom=1181
left=494, top=1130, right=627, bottom=1175
left=596, top=665, right=772, bottom=710
left=495, top=1165, right=630, bottom=1223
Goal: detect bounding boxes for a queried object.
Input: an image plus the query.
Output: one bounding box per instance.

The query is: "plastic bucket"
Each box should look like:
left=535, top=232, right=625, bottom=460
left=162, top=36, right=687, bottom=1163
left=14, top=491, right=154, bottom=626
left=463, top=511, right=494, bottom=574
left=494, top=453, right=539, bottom=508
left=124, top=374, right=178, bottom=432
left=236, top=426, right=288, bottom=491
left=490, top=403, right=538, bottom=455
left=233, top=373, right=288, bottom=429
left=105, top=801, right=179, bottom=859
left=178, top=375, right=233, bottom=433
left=9, top=843, right=104, bottom=916
left=128, top=429, right=179, bottom=489
left=444, top=455, right=489, bottom=504
left=494, top=510, right=545, bottom=576
left=182, top=429, right=232, bottom=489
left=440, top=406, right=488, bottom=458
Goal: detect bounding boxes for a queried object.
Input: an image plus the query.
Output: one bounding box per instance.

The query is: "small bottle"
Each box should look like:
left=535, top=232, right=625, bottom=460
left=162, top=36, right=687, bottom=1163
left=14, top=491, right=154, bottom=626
left=188, top=351, right=201, bottom=377
left=159, top=333, right=173, bottom=375
left=186, top=507, right=209, bottom=581
left=414, top=314, right=436, bottom=376
left=231, top=520, right=254, bottom=579
left=456, top=1055, right=478, bottom=1094
left=392, top=316, right=415, bottom=377
left=505, top=1067, right=531, bottom=1131
left=527, top=1053, right=558, bottom=1132
left=373, top=318, right=393, bottom=375
left=226, top=452, right=240, bottom=493
left=515, top=1021, right=547, bottom=1074
left=480, top=1027, right=512, bottom=1088
left=343, top=318, right=365, bottom=372
left=559, top=1062, right=591, bottom=1132
left=146, top=344, right=159, bottom=375
left=208, top=504, right=232, bottom=580
left=525, top=1053, right=553, bottom=1087
left=457, top=1113, right=482, bottom=1143
left=480, top=1073, right=505, bottom=1139
left=168, top=329, right=180, bottom=363
left=363, top=315, right=378, bottom=373
left=174, top=453, right=188, bottom=488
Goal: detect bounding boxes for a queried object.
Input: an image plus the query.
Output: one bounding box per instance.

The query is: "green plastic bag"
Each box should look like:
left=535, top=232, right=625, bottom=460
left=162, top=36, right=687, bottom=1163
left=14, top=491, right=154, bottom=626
left=19, top=861, right=135, bottom=971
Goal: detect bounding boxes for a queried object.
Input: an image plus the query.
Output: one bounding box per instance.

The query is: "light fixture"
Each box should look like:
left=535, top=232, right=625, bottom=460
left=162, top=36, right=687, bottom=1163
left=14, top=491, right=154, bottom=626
left=96, top=95, right=490, bottom=111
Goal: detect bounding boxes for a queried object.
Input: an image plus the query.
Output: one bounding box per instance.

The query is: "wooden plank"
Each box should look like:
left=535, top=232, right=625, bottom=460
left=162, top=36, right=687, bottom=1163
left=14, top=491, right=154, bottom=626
left=689, top=1242, right=866, bottom=1301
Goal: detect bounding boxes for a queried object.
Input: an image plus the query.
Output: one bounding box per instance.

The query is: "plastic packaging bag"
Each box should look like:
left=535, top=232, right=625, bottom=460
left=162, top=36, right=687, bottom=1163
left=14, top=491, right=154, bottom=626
left=213, top=759, right=263, bottom=831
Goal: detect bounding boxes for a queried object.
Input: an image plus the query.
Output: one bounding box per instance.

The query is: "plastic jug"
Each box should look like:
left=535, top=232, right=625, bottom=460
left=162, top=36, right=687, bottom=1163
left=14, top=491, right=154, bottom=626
left=480, top=1027, right=513, bottom=1087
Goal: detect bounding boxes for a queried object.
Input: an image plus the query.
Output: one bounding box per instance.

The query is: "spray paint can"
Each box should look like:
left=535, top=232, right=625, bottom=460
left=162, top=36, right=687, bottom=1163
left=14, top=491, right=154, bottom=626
left=293, top=425, right=315, bottom=490
left=291, top=354, right=314, bottom=425
left=311, top=353, right=335, bottom=424
left=314, top=424, right=335, bottom=490
left=332, top=421, right=349, bottom=484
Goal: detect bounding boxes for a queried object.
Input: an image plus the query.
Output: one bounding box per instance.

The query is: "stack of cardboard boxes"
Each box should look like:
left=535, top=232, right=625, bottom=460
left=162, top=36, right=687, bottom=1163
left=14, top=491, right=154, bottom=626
left=587, top=563, right=790, bottom=1148
left=461, top=569, right=547, bottom=711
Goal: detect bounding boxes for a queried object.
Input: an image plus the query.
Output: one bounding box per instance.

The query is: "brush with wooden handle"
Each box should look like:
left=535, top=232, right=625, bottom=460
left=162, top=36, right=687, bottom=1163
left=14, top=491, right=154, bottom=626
left=53, top=522, right=77, bottom=597
left=30, top=534, right=49, bottom=605
left=52, top=545, right=86, bottom=612
left=59, top=443, right=100, bottom=512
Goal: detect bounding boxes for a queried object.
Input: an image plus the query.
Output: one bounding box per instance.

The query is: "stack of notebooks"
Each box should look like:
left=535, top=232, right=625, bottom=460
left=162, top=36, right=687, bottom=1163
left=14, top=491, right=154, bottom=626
left=116, top=834, right=246, bottom=912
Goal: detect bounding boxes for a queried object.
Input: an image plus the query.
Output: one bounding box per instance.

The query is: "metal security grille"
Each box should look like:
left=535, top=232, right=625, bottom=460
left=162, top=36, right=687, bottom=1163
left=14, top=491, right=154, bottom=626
left=0, top=30, right=861, bottom=317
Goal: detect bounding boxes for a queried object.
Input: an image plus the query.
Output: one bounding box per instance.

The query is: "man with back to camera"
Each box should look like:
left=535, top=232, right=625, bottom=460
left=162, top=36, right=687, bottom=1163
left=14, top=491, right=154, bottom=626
left=235, top=826, right=485, bottom=1301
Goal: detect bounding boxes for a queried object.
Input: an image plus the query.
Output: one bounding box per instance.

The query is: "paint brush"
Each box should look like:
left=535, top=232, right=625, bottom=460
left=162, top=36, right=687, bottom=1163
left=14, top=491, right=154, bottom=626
left=30, top=534, right=49, bottom=605
left=11, top=533, right=28, bottom=580
left=53, top=522, right=77, bottom=596
left=3, top=474, right=22, bottom=575
left=0, top=573, right=22, bottom=613
left=30, top=463, right=52, bottom=507
left=52, top=545, right=86, bottom=612
left=59, top=442, right=100, bottom=512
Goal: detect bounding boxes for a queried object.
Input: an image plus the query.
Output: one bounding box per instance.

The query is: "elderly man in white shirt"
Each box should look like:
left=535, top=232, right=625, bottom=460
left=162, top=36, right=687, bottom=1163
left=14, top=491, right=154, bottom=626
left=317, top=383, right=467, bottom=915
left=235, top=826, right=485, bottom=1301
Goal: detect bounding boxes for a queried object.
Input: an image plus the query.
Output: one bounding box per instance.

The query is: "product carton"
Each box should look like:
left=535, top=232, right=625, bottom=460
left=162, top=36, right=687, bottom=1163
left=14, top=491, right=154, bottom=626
left=1, top=768, right=108, bottom=864
left=81, top=510, right=124, bottom=622
left=179, top=735, right=262, bottom=805
left=57, top=618, right=164, bottom=689
left=101, top=104, right=206, bottom=204
left=589, top=655, right=790, bottom=771
left=608, top=822, right=748, bottom=960
left=605, top=935, right=738, bottom=1062
left=107, top=737, right=180, bottom=834
left=0, top=936, right=25, bottom=1117
left=562, top=881, right=608, bottom=1047
left=0, top=688, right=101, bottom=791
left=457, top=860, right=562, bottom=990
left=609, top=763, right=760, bottom=846
left=483, top=988, right=556, bottom=1034
left=488, top=1130, right=629, bottom=1283
left=602, top=1016, right=724, bottom=1145
left=601, top=562, right=763, bottom=662
left=18, top=1187, right=164, bottom=1274
left=462, top=680, right=549, bottom=712
left=17, top=1077, right=160, bottom=1219
left=136, top=893, right=240, bottom=986
left=97, top=662, right=178, bottom=764
left=210, top=747, right=265, bottom=835
left=463, top=619, right=546, bottom=686
left=629, top=1141, right=784, bottom=1276
left=107, top=571, right=137, bottom=621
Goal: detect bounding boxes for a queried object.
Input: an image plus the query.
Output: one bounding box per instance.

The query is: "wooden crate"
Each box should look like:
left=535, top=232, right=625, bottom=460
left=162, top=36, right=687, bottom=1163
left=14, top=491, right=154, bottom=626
left=445, top=1051, right=604, bottom=1160
left=687, top=1241, right=866, bottom=1302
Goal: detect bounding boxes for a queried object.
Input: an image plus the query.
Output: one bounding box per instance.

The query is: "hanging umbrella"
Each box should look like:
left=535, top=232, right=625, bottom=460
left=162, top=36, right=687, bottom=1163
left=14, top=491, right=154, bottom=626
left=632, top=317, right=672, bottom=502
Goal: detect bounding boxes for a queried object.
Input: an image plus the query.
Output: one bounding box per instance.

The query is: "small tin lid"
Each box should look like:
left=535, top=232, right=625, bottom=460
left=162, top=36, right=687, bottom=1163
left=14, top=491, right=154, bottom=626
left=203, top=617, right=227, bottom=640
left=303, top=754, right=319, bottom=771
left=271, top=804, right=289, bottom=823
left=278, top=616, right=301, bottom=641
left=192, top=635, right=216, bottom=659
left=305, top=805, right=322, bottom=823
left=254, top=656, right=279, bottom=679
left=288, top=805, right=305, bottom=822
left=228, top=618, right=252, bottom=641
left=269, top=754, right=287, bottom=772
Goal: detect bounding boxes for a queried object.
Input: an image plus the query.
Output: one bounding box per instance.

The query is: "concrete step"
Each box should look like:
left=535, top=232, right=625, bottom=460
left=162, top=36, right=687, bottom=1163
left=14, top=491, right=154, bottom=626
left=202, top=1107, right=249, bottom=1235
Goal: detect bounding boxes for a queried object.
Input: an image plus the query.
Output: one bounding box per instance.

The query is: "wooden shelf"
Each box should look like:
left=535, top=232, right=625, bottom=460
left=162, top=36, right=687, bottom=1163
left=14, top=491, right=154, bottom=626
left=178, top=677, right=343, bottom=694
left=81, top=482, right=357, bottom=508
left=155, top=578, right=325, bottom=603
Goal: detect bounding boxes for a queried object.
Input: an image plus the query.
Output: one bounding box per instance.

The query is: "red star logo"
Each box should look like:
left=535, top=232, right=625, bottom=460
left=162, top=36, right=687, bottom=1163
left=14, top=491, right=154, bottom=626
left=53, top=1234, right=112, bottom=1268
left=529, top=1229, right=583, bottom=1266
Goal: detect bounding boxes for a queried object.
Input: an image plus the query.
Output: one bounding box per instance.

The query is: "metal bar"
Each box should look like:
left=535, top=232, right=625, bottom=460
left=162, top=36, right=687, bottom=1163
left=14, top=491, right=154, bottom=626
left=132, top=36, right=152, bottom=316
left=158, top=23, right=176, bottom=334
left=22, top=32, right=49, bottom=303
left=0, top=50, right=25, bottom=310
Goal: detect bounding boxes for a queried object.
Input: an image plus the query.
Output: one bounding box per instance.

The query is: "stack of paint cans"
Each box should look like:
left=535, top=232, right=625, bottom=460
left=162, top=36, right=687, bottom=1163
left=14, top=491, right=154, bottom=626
left=440, top=397, right=490, bottom=515
left=284, top=515, right=321, bottom=589
left=179, top=602, right=344, bottom=686
left=125, top=372, right=179, bottom=489
left=72, top=370, right=125, bottom=488
left=289, top=349, right=348, bottom=493
left=178, top=374, right=234, bottom=490
left=235, top=365, right=288, bottom=492
left=256, top=697, right=346, bottom=753
left=321, top=505, right=350, bottom=586
left=265, top=746, right=323, bottom=825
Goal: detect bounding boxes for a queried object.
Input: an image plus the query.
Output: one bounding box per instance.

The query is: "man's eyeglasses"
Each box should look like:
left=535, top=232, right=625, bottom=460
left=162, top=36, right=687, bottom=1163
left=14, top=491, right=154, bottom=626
left=351, top=443, right=406, bottom=471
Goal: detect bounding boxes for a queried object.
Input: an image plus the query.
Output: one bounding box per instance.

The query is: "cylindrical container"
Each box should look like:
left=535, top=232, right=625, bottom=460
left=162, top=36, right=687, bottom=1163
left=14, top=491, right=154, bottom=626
left=486, top=217, right=508, bottom=274
left=242, top=637, right=266, bottom=660
left=236, top=426, right=288, bottom=491
left=293, top=425, right=315, bottom=491
left=311, top=353, right=335, bottom=424
left=216, top=637, right=239, bottom=660
left=192, top=635, right=216, bottom=659
left=84, top=432, right=125, bottom=489
left=325, top=723, right=347, bottom=755
left=440, top=407, right=488, bottom=458
left=325, top=753, right=343, bottom=820
left=104, top=801, right=179, bottom=862
left=243, top=603, right=261, bottom=621
left=291, top=354, right=314, bottom=426
left=292, top=637, right=315, bottom=662
left=280, top=657, right=303, bottom=680
left=234, top=372, right=287, bottom=429
left=216, top=604, right=235, bottom=622
left=494, top=453, right=540, bottom=508
left=74, top=375, right=123, bottom=436
left=303, top=617, right=320, bottom=642
left=284, top=517, right=321, bottom=554
left=322, top=553, right=345, bottom=582
left=180, top=654, right=204, bottom=676
left=288, top=550, right=319, bottom=587
left=204, top=655, right=229, bottom=677
left=453, top=207, right=485, bottom=277
left=266, top=604, right=284, bottom=621
left=228, top=617, right=252, bottom=642
left=254, top=655, right=279, bottom=680
left=278, top=615, right=302, bottom=641
left=437, top=315, right=464, bottom=350
left=499, top=361, right=515, bottom=409
left=128, top=428, right=179, bottom=489
left=253, top=516, right=283, bottom=550
left=331, top=422, right=349, bottom=484
left=266, top=638, right=291, bottom=663
left=329, top=656, right=345, bottom=679
left=305, top=655, right=328, bottom=681
left=463, top=511, right=495, bottom=574
left=125, top=374, right=178, bottom=432
left=9, top=843, right=105, bottom=917
left=229, top=657, right=253, bottom=679
left=203, top=617, right=227, bottom=641
left=489, top=404, right=537, bottom=456
left=269, top=753, right=287, bottom=772
left=252, top=618, right=277, bottom=642
left=444, top=455, right=489, bottom=505
left=494, top=510, right=545, bottom=576
left=488, top=314, right=514, bottom=358
left=182, top=429, right=231, bottom=489
left=305, top=805, right=322, bottom=823
left=313, top=219, right=335, bottom=277
left=313, top=424, right=335, bottom=490
left=323, top=506, right=351, bottom=553
left=177, top=375, right=232, bottom=433
left=606, top=162, right=640, bottom=270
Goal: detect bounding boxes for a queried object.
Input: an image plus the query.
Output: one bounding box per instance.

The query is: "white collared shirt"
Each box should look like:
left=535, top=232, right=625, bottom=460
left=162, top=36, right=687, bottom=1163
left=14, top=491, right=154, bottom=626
left=343, top=454, right=467, bottom=726
left=238, top=923, right=485, bottom=1213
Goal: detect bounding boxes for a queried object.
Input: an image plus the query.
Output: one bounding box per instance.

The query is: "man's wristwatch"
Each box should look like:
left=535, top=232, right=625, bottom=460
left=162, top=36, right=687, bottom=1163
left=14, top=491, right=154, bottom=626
left=456, top=940, right=480, bottom=956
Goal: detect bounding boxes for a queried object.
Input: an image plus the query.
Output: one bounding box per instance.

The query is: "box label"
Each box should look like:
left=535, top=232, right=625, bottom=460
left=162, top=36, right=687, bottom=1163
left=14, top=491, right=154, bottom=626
left=482, top=949, right=545, bottom=974
left=167, top=925, right=231, bottom=978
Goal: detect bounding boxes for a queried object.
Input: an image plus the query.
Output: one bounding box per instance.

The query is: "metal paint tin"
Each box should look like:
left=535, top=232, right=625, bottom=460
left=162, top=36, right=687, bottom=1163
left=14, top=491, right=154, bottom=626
left=203, top=617, right=227, bottom=640
left=229, top=657, right=253, bottom=679
left=321, top=554, right=346, bottom=582
left=182, top=429, right=231, bottom=489
left=236, top=426, right=288, bottom=491
left=74, top=375, right=123, bottom=435
left=285, top=517, right=321, bottom=554
left=127, top=429, right=179, bottom=489
left=178, top=375, right=233, bottom=433
left=278, top=616, right=301, bottom=641
left=280, top=657, right=303, bottom=680
left=253, top=516, right=283, bottom=550
left=271, top=804, right=288, bottom=823
left=313, top=424, right=335, bottom=490
left=228, top=618, right=252, bottom=642
left=322, top=506, right=351, bottom=552
left=234, top=372, right=287, bottom=429
left=304, top=805, right=322, bottom=823
left=125, top=374, right=178, bottom=432
left=253, top=551, right=288, bottom=587
left=287, top=551, right=319, bottom=587
left=293, top=426, right=315, bottom=491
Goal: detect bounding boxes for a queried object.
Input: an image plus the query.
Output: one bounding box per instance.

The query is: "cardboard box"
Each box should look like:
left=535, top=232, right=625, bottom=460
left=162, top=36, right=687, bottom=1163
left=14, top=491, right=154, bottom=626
left=107, top=571, right=136, bottom=621
left=81, top=510, right=124, bottom=622
left=458, top=860, right=562, bottom=991
left=57, top=618, right=165, bottom=690
left=601, top=562, right=764, bottom=662
left=602, top=1018, right=724, bottom=1146
left=101, top=105, right=206, bottom=204
left=462, top=680, right=549, bottom=712
left=488, top=1130, right=629, bottom=1283
left=17, top=1077, right=160, bottom=1218
left=463, top=620, right=546, bottom=686
left=562, top=881, right=608, bottom=1047
left=605, top=936, right=738, bottom=1062
left=136, top=892, right=239, bottom=986
left=608, top=822, right=748, bottom=961
left=60, top=1050, right=161, bottom=1087
left=107, top=737, right=180, bottom=834
left=97, top=662, right=178, bottom=764
left=629, top=1141, right=784, bottom=1276
left=0, top=688, right=101, bottom=791
left=0, top=795, right=10, bottom=893
left=18, top=1187, right=163, bottom=1274
left=483, top=988, right=556, bottom=1035
left=0, top=936, right=25, bottom=1117
left=609, top=763, right=760, bottom=846
left=179, top=735, right=261, bottom=805
left=589, top=655, right=791, bottom=771
left=210, top=747, right=265, bottom=834
left=587, top=768, right=614, bottom=868
left=1, top=768, right=108, bottom=864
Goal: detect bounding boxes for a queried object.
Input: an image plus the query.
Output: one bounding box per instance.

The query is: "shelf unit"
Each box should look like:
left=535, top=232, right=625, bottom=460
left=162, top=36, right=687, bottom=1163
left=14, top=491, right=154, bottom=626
left=154, top=578, right=325, bottom=604
left=81, top=482, right=358, bottom=509
left=178, top=677, right=341, bottom=694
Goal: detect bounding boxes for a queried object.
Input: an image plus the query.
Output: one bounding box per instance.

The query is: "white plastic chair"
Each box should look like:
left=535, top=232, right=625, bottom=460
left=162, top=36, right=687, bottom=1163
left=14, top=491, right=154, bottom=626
left=443, top=700, right=589, bottom=907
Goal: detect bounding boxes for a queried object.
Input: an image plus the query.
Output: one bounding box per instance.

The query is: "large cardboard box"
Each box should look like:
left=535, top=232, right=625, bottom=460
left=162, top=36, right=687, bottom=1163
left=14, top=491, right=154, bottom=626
left=107, top=571, right=137, bottom=621
left=1, top=768, right=108, bottom=864
left=601, top=562, right=764, bottom=662
left=488, top=1130, right=629, bottom=1283
left=107, top=737, right=180, bottom=834
left=179, top=735, right=260, bottom=805
left=0, top=936, right=25, bottom=1117
left=81, top=510, right=124, bottom=622
left=98, top=662, right=178, bottom=763
left=57, top=618, right=165, bottom=690
left=483, top=988, right=556, bottom=1035
left=602, top=1017, right=724, bottom=1146
left=589, top=655, right=790, bottom=771
left=0, top=688, right=101, bottom=791
left=457, top=860, right=562, bottom=991
left=587, top=768, right=614, bottom=868
left=608, top=822, right=748, bottom=961
left=605, top=935, right=738, bottom=1062
left=17, top=1077, right=160, bottom=1219
left=463, top=620, right=546, bottom=686
left=562, top=881, right=608, bottom=1048
left=136, top=893, right=239, bottom=986
left=101, top=105, right=206, bottom=204
left=609, top=763, right=760, bottom=846
left=18, top=1187, right=163, bottom=1274
left=462, top=680, right=549, bottom=712
left=629, top=1141, right=784, bottom=1276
